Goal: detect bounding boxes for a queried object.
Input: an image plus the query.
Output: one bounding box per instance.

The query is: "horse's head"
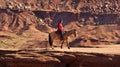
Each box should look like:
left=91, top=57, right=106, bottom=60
left=64, top=29, right=77, bottom=38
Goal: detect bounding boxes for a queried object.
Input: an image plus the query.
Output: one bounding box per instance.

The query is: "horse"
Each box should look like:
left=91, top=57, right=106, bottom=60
left=48, top=29, right=77, bottom=49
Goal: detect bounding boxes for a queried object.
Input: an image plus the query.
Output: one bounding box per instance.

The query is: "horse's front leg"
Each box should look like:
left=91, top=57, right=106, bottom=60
left=60, top=40, right=64, bottom=49
left=66, top=39, right=70, bottom=49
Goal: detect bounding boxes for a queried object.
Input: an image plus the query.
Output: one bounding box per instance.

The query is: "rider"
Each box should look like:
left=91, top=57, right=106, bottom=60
left=57, top=20, right=64, bottom=40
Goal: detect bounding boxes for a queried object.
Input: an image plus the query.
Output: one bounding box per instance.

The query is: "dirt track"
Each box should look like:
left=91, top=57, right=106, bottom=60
left=0, top=45, right=120, bottom=67
left=1, top=45, right=120, bottom=55
left=47, top=48, right=120, bottom=55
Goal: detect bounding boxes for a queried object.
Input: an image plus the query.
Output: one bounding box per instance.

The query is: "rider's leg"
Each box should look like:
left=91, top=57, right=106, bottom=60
left=59, top=30, right=62, bottom=40
left=60, top=30, right=64, bottom=40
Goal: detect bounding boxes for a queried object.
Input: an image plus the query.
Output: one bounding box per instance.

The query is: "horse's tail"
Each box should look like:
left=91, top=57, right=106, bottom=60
left=49, top=33, right=53, bottom=47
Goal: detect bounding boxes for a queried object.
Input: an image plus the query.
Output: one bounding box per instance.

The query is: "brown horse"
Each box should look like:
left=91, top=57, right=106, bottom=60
left=48, top=29, right=77, bottom=49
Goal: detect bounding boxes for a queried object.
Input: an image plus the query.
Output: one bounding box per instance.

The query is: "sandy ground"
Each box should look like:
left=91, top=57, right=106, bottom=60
left=1, top=45, right=120, bottom=55
left=52, top=47, right=120, bottom=54
left=44, top=45, right=120, bottom=55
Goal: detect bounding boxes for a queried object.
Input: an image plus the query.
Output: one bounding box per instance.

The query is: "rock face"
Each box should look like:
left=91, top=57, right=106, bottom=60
left=0, top=0, right=120, bottom=13
left=0, top=0, right=120, bottom=47
left=0, top=0, right=120, bottom=32
left=0, top=47, right=120, bottom=67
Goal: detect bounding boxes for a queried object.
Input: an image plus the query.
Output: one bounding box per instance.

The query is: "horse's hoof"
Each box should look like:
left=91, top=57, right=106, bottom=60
left=68, top=47, right=70, bottom=49
left=51, top=47, right=54, bottom=49
left=61, top=46, right=62, bottom=49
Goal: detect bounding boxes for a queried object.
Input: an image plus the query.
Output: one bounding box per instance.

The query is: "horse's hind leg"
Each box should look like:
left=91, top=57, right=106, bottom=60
left=50, top=40, right=54, bottom=49
left=51, top=46, right=54, bottom=49
left=51, top=41, right=54, bottom=49
left=49, top=34, right=54, bottom=49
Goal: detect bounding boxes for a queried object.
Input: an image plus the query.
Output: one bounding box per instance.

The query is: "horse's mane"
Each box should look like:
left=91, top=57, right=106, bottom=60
left=49, top=29, right=76, bottom=35
left=66, top=29, right=76, bottom=32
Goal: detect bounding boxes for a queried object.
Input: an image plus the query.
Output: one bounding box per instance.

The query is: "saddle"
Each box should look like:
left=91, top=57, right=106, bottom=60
left=55, top=30, right=65, bottom=40
left=55, top=30, right=65, bottom=35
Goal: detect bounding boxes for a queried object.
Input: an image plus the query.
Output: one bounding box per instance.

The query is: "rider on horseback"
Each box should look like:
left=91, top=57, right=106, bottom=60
left=57, top=20, right=64, bottom=40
